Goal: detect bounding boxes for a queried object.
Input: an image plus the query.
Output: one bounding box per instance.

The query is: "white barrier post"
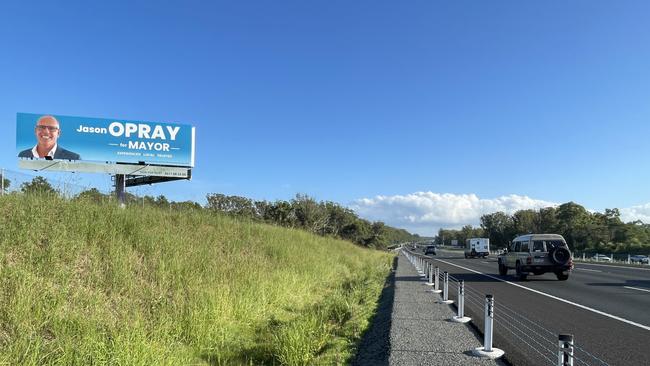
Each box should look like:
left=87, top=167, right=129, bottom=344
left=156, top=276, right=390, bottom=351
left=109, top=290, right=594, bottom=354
left=428, top=263, right=433, bottom=285
left=452, top=280, right=471, bottom=323
left=439, top=272, right=454, bottom=304
left=558, top=334, right=574, bottom=366
left=431, top=267, right=442, bottom=293
left=472, top=295, right=504, bottom=359
left=421, top=259, right=427, bottom=278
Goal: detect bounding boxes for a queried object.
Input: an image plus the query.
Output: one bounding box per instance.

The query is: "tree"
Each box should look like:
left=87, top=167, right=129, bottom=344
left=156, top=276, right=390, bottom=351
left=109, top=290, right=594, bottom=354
left=206, top=193, right=257, bottom=218
left=366, top=221, right=387, bottom=249
left=537, top=207, right=559, bottom=233
left=340, top=219, right=371, bottom=246
left=257, top=200, right=295, bottom=227
left=171, top=200, right=203, bottom=211
left=513, top=209, right=538, bottom=235
left=323, top=202, right=358, bottom=237
left=291, top=194, right=329, bottom=234
left=555, top=202, right=591, bottom=250
left=20, top=176, right=57, bottom=195
left=155, top=194, right=170, bottom=208
left=75, top=188, right=108, bottom=203
left=480, top=211, right=515, bottom=248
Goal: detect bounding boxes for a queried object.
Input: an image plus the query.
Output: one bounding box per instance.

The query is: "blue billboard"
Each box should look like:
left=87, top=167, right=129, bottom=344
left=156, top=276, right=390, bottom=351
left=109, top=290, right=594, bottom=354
left=16, top=113, right=195, bottom=167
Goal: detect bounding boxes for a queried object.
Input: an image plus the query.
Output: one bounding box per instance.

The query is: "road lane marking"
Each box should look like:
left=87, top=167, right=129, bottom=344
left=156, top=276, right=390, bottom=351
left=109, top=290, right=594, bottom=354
left=575, top=268, right=602, bottom=273
left=432, top=258, right=650, bottom=332
left=624, top=286, right=650, bottom=293
left=482, top=261, right=490, bottom=264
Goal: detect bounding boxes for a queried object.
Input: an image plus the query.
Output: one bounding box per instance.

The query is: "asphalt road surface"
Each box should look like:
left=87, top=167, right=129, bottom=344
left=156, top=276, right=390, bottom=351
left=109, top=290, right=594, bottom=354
left=421, top=248, right=650, bottom=366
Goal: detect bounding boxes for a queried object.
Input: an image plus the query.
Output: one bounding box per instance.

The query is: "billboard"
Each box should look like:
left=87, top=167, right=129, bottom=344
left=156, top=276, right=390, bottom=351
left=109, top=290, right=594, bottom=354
left=16, top=113, right=195, bottom=168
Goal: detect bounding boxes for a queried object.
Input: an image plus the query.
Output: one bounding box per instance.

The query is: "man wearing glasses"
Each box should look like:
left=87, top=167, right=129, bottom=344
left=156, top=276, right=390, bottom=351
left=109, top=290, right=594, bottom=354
left=18, top=115, right=80, bottom=160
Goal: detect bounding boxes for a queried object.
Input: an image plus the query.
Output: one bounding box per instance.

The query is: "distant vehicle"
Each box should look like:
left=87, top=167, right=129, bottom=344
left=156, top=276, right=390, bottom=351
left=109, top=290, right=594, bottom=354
left=424, top=245, right=437, bottom=255
left=630, top=255, right=649, bottom=264
left=591, top=254, right=612, bottom=262
left=465, top=238, right=489, bottom=258
left=497, top=234, right=573, bottom=281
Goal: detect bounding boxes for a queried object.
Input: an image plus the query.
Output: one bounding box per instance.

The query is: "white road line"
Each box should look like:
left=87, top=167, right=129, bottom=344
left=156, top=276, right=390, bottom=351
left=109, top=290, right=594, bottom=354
left=482, top=261, right=490, bottom=264
left=433, top=258, right=650, bottom=332
left=575, top=268, right=602, bottom=273
left=624, top=286, right=650, bottom=293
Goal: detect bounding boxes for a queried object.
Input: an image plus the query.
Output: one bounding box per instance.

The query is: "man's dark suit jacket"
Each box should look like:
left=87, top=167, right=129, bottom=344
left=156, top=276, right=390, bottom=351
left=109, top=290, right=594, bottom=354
left=18, top=147, right=80, bottom=160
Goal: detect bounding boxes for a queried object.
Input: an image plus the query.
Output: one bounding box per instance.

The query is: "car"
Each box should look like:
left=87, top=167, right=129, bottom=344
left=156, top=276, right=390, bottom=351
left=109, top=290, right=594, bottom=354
left=630, top=255, right=649, bottom=264
left=497, top=234, right=573, bottom=281
left=424, top=245, right=437, bottom=255
left=591, top=254, right=612, bottom=262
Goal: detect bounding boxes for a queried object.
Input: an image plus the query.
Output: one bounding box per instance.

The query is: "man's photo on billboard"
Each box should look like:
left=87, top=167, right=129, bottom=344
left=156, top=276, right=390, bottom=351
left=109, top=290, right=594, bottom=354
left=18, top=115, right=80, bottom=160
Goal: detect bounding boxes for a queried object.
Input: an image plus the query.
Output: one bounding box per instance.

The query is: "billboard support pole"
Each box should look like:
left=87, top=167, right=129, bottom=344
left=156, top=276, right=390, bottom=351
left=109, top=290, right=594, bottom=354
left=1, top=168, right=4, bottom=195
left=114, top=174, right=126, bottom=207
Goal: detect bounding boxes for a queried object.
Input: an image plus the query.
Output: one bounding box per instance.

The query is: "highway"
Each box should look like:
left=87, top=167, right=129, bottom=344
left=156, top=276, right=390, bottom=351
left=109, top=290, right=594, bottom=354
left=420, top=248, right=650, bottom=366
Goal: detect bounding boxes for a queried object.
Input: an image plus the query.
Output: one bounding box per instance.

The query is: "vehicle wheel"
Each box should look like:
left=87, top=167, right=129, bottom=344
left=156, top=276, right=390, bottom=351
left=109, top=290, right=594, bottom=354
left=464, top=254, right=468, bottom=259
left=516, top=262, right=527, bottom=281
left=550, top=247, right=571, bottom=265
left=556, top=272, right=569, bottom=281
left=498, top=263, right=507, bottom=276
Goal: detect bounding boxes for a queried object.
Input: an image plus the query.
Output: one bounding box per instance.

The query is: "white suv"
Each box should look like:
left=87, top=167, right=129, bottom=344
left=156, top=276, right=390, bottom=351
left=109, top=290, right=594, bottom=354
left=498, top=234, right=573, bottom=281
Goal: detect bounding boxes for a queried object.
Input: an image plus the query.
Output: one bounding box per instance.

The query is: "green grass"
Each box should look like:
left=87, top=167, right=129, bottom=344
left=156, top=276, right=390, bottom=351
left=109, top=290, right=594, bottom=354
left=0, top=193, right=394, bottom=365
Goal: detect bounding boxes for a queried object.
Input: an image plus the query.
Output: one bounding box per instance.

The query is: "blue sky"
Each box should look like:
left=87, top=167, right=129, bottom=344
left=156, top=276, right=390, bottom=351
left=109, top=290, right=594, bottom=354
left=2, top=1, right=650, bottom=235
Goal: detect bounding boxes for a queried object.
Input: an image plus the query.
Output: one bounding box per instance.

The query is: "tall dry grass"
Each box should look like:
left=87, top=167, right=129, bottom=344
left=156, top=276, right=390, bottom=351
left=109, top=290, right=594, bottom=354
left=0, top=193, right=393, bottom=365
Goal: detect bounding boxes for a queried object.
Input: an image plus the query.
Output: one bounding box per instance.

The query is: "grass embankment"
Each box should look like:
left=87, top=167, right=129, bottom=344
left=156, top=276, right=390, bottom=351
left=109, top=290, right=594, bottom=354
left=0, top=194, right=394, bottom=365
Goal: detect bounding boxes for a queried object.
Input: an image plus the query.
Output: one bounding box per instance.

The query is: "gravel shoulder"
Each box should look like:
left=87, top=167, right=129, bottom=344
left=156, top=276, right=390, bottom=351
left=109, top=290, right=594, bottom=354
left=354, top=252, right=506, bottom=366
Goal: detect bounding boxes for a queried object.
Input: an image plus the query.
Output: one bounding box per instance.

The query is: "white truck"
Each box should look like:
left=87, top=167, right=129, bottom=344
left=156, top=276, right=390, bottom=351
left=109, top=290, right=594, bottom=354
left=465, top=238, right=489, bottom=258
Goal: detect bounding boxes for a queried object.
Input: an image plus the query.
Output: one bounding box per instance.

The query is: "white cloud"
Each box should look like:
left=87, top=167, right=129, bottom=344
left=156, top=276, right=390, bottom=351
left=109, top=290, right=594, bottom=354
left=620, top=203, right=650, bottom=224
left=350, top=192, right=558, bottom=236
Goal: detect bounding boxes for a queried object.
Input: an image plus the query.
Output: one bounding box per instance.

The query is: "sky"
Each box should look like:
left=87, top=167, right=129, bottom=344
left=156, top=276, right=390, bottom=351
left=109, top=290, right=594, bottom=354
left=1, top=1, right=650, bottom=236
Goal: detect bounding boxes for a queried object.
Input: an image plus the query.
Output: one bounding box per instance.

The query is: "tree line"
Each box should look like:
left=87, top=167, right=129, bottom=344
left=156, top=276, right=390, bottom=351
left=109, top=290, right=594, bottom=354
left=1, top=176, right=419, bottom=250
left=437, top=202, right=650, bottom=254
left=205, top=193, right=420, bottom=249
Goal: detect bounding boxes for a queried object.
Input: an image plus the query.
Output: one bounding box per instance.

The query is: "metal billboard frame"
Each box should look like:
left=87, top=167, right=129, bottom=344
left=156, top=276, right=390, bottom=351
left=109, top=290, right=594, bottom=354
left=19, top=159, right=192, bottom=205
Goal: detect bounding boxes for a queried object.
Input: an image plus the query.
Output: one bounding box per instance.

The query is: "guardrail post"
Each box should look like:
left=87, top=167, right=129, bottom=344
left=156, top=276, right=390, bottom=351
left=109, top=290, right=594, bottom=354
left=558, top=334, right=574, bottom=366
left=485, top=295, right=494, bottom=351
left=431, top=267, right=442, bottom=293
left=472, top=295, right=504, bottom=359
left=439, top=272, right=454, bottom=304
left=627, top=254, right=631, bottom=264
left=420, top=259, right=427, bottom=278
left=427, top=263, right=434, bottom=285
left=452, top=280, right=471, bottom=323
